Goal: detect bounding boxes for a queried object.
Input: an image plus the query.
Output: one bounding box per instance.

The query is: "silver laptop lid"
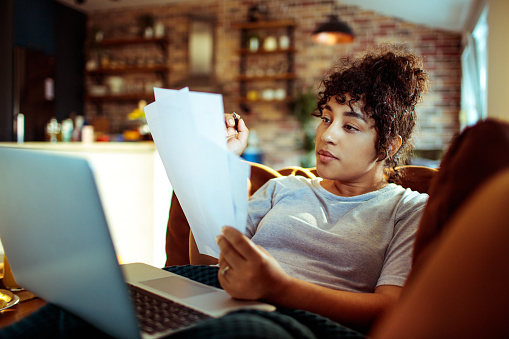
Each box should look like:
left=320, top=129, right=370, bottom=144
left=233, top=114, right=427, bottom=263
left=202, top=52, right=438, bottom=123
left=0, top=147, right=140, bottom=339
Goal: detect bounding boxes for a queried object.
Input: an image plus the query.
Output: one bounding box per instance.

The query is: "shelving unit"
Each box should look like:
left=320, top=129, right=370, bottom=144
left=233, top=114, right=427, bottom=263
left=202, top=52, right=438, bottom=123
left=98, top=36, right=168, bottom=48
left=233, top=19, right=296, bottom=110
left=86, top=64, right=169, bottom=76
left=85, top=36, right=169, bottom=111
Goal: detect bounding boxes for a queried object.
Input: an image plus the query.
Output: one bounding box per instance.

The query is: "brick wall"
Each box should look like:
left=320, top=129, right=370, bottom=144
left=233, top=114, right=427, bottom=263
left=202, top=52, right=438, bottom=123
left=87, top=0, right=462, bottom=169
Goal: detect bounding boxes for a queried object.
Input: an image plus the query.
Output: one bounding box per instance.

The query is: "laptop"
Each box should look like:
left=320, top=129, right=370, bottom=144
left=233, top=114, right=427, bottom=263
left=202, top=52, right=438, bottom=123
left=0, top=147, right=275, bottom=338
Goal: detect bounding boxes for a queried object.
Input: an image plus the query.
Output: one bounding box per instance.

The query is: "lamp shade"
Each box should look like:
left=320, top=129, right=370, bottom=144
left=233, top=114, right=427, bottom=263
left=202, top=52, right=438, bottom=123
left=312, top=15, right=355, bottom=45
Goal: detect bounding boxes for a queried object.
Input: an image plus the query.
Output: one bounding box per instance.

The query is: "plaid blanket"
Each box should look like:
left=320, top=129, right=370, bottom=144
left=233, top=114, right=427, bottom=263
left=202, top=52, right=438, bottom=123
left=0, top=265, right=364, bottom=339
left=165, top=265, right=365, bottom=339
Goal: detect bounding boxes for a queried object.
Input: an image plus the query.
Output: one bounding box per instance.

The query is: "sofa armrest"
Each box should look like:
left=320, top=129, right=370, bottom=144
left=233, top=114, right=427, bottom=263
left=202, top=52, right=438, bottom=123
left=189, top=231, right=218, bottom=265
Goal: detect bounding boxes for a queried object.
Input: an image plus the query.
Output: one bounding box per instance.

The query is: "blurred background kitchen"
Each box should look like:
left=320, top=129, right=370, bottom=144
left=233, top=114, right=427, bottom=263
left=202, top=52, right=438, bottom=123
left=1, top=0, right=507, bottom=266
left=3, top=0, right=507, bottom=168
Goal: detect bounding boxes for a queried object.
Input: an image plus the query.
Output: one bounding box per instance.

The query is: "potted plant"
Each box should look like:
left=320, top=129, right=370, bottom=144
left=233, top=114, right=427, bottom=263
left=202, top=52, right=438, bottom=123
left=291, top=87, right=318, bottom=168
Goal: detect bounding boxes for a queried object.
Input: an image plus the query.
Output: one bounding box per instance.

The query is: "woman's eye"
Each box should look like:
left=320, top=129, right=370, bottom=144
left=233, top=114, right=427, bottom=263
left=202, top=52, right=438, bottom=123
left=321, top=116, right=330, bottom=123
left=344, top=124, right=359, bottom=131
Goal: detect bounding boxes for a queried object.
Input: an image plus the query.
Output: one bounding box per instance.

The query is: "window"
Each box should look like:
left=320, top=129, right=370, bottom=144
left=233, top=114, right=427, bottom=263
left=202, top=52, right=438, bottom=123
left=460, top=5, right=488, bottom=129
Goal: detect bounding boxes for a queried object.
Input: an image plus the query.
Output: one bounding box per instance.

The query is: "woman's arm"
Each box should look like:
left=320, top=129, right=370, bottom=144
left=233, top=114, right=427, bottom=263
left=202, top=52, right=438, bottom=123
left=275, top=278, right=400, bottom=332
left=217, top=226, right=401, bottom=333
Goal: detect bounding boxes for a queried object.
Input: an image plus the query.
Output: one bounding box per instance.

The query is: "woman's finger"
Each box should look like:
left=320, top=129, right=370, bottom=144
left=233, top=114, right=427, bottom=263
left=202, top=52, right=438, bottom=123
left=236, top=118, right=249, bottom=144
left=218, top=254, right=232, bottom=282
left=217, top=233, right=247, bottom=269
left=225, top=113, right=237, bottom=127
left=221, top=226, right=263, bottom=262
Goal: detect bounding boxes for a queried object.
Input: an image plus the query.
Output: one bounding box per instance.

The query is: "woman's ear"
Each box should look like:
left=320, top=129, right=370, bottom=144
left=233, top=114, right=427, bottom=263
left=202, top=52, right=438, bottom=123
left=377, top=135, right=403, bottom=161
left=389, top=135, right=403, bottom=157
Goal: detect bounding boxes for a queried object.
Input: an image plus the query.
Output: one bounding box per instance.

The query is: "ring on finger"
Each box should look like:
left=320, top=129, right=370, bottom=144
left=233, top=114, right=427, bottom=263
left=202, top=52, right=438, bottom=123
left=221, top=266, right=230, bottom=276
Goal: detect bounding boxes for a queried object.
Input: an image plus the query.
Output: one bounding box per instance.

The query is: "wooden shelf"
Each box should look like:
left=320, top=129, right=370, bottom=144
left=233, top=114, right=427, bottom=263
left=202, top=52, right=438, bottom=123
left=86, top=93, right=154, bottom=101
left=239, top=47, right=297, bottom=55
left=97, top=37, right=169, bottom=47
left=232, top=20, right=296, bottom=30
left=87, top=65, right=169, bottom=75
left=237, top=73, right=297, bottom=82
left=236, top=97, right=293, bottom=104
left=85, top=34, right=169, bottom=115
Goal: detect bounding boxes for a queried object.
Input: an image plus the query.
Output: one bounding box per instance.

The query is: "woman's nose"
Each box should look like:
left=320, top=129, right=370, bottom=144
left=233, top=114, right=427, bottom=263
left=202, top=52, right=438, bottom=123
left=321, top=125, right=339, bottom=144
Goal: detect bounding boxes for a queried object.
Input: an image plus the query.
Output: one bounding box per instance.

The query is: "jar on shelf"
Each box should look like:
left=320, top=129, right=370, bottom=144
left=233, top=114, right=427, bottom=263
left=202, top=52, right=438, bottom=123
left=263, top=36, right=277, bottom=51
left=86, top=58, right=98, bottom=71
left=247, top=90, right=259, bottom=101
left=279, top=35, right=290, bottom=49
left=262, top=88, right=275, bottom=101
left=107, top=76, right=124, bottom=94
left=144, top=26, right=154, bottom=39
left=154, top=21, right=165, bottom=37
left=94, top=28, right=104, bottom=43
left=100, top=54, right=110, bottom=68
left=248, top=35, right=260, bottom=52
left=274, top=88, right=286, bottom=100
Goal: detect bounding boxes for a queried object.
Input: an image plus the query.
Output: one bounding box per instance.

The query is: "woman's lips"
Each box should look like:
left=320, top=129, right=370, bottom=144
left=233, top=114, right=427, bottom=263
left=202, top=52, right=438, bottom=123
left=317, top=149, right=338, bottom=162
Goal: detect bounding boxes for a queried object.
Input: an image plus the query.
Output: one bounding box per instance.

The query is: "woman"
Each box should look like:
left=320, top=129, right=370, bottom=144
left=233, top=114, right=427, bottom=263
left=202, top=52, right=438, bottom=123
left=195, top=45, right=429, bottom=334
left=0, top=45, right=429, bottom=338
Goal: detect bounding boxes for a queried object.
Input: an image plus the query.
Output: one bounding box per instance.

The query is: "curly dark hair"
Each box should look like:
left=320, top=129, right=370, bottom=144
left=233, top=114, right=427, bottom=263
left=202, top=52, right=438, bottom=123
left=315, top=45, right=429, bottom=181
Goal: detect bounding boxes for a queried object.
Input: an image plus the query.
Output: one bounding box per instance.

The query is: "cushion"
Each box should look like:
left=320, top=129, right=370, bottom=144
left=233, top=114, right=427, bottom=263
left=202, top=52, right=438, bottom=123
left=412, top=119, right=509, bottom=269
left=393, top=165, right=437, bottom=194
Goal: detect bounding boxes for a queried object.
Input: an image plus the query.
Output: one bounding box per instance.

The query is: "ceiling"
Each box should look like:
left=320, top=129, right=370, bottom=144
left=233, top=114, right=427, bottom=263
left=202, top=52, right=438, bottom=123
left=56, top=0, right=478, bottom=33
left=340, top=0, right=478, bottom=32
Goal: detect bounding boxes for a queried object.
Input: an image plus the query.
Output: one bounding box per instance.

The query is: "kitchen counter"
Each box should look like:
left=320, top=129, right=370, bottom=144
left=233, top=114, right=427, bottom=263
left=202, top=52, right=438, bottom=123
left=0, top=141, right=157, bottom=152
left=0, top=142, right=172, bottom=267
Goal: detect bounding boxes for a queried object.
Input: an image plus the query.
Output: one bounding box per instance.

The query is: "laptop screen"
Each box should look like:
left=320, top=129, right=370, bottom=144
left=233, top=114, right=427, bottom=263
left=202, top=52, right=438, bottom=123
left=0, top=147, right=140, bottom=338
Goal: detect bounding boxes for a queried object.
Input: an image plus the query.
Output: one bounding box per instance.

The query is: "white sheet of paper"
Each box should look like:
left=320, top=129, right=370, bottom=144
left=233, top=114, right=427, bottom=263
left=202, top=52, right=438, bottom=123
left=145, top=88, right=250, bottom=257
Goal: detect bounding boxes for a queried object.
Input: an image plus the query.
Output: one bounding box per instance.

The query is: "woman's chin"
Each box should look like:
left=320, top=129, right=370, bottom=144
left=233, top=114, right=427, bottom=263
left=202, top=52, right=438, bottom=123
left=315, top=163, right=331, bottom=179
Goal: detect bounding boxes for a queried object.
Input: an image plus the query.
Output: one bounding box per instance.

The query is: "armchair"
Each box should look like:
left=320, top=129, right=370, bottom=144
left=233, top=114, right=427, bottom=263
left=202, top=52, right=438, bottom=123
left=162, top=118, right=509, bottom=337
left=164, top=163, right=438, bottom=267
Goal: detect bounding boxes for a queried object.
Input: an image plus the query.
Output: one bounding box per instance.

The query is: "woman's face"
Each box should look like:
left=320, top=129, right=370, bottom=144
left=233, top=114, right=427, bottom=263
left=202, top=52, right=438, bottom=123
left=315, top=97, right=383, bottom=184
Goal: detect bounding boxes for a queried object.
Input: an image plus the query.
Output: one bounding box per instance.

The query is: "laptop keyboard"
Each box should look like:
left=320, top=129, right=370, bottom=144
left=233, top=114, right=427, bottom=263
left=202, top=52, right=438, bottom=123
left=128, top=284, right=211, bottom=335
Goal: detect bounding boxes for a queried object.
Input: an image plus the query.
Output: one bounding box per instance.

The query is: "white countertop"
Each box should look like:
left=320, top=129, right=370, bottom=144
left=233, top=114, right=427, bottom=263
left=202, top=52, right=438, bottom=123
left=0, top=140, right=170, bottom=266
left=0, top=141, right=157, bottom=153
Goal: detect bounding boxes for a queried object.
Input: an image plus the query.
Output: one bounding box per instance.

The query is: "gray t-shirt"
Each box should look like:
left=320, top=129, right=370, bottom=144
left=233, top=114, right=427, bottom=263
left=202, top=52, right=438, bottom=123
left=246, top=176, right=428, bottom=293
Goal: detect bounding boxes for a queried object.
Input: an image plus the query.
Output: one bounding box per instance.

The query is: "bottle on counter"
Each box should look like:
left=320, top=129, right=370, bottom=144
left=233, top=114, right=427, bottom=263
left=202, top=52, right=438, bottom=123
left=72, top=115, right=84, bottom=142
left=45, top=117, right=61, bottom=143
left=15, top=113, right=24, bottom=143
left=61, top=119, right=74, bottom=142
left=81, top=124, right=95, bottom=144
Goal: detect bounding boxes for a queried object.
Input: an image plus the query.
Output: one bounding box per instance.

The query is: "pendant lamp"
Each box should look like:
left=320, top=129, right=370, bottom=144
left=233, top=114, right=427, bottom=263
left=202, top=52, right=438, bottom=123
left=312, top=14, right=355, bottom=45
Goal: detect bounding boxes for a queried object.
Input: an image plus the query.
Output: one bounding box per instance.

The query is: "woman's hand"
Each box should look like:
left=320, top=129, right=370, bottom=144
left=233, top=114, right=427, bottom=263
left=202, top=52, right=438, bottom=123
left=217, top=227, right=401, bottom=332
left=216, top=226, right=293, bottom=301
left=225, top=113, right=248, bottom=156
